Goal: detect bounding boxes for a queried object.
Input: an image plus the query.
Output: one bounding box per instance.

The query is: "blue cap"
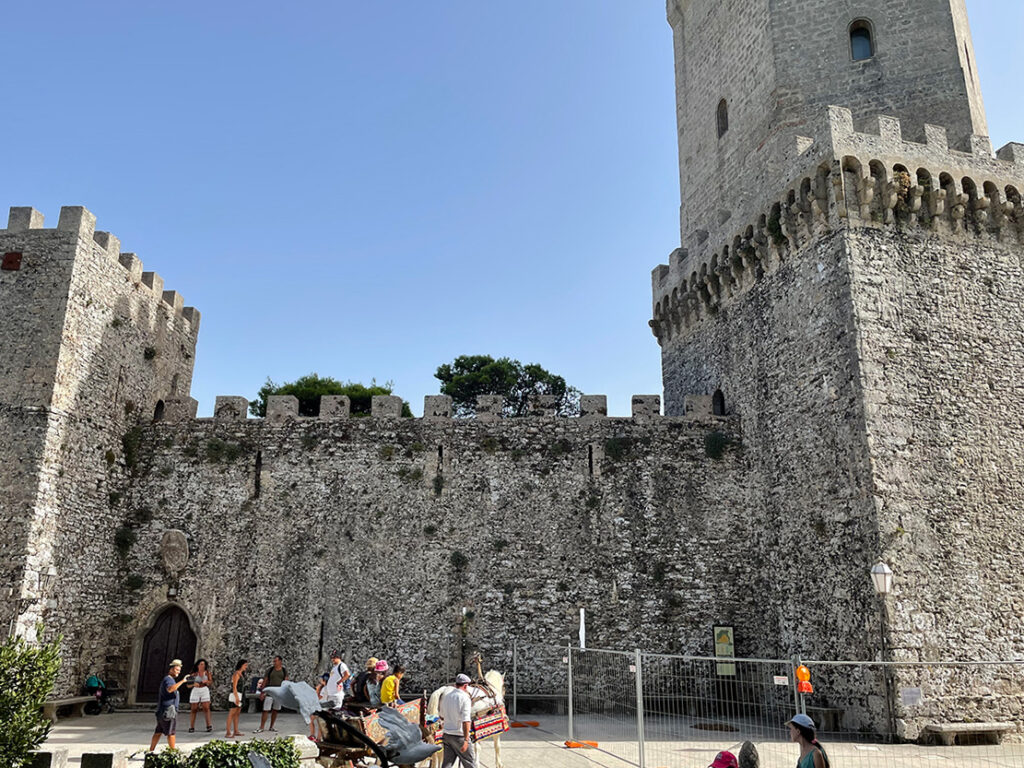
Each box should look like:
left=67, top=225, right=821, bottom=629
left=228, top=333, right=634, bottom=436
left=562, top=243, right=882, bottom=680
left=787, top=713, right=816, bottom=729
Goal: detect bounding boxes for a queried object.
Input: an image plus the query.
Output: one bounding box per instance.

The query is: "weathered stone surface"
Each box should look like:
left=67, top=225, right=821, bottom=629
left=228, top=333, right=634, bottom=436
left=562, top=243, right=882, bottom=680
left=320, top=395, right=351, bottom=419
left=266, top=395, right=299, bottom=422
left=371, top=395, right=403, bottom=419
left=0, top=207, right=198, bottom=690
left=683, top=395, right=713, bottom=420
left=579, top=395, right=607, bottom=420
left=475, top=395, right=504, bottom=422
left=528, top=394, right=559, bottom=418
left=114, top=410, right=744, bottom=704
left=423, top=395, right=453, bottom=420
left=630, top=395, right=661, bottom=420
left=214, top=396, right=249, bottom=421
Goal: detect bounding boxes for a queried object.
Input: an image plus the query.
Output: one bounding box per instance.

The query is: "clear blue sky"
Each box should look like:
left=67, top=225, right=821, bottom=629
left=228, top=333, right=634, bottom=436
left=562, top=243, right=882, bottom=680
left=3, top=1, right=1019, bottom=415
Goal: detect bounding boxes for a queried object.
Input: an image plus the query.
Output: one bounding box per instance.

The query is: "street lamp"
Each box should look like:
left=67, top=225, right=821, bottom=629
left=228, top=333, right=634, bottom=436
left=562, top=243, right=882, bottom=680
left=871, top=562, right=894, bottom=596
left=870, top=561, right=896, bottom=742
left=39, top=566, right=58, bottom=595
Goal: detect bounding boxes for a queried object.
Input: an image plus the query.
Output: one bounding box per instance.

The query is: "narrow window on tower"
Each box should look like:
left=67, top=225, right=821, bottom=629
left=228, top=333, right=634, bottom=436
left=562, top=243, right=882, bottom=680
left=716, top=99, right=729, bottom=138
left=850, top=20, right=874, bottom=61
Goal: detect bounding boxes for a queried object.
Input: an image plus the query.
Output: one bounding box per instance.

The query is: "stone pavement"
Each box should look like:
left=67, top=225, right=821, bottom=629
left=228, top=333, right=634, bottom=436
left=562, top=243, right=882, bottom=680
left=42, top=711, right=1024, bottom=767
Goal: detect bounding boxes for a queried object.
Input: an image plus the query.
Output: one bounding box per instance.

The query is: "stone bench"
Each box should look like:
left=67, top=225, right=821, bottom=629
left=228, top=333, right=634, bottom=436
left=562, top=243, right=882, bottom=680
left=41, top=695, right=93, bottom=724
left=28, top=748, right=68, bottom=768
left=80, top=750, right=128, bottom=768
left=923, top=722, right=1016, bottom=746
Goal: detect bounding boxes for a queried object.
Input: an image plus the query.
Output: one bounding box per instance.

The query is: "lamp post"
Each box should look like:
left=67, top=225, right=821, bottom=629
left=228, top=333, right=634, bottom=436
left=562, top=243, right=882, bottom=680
left=870, top=562, right=896, bottom=742
left=6, top=567, right=59, bottom=637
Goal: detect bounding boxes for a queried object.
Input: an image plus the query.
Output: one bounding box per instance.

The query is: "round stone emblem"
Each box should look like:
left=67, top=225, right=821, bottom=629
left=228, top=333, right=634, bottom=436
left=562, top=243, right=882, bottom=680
left=160, top=529, right=189, bottom=574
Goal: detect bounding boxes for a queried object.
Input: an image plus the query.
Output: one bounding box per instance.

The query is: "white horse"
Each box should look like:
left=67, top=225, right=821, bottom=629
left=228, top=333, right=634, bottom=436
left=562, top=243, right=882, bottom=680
left=426, top=669, right=506, bottom=768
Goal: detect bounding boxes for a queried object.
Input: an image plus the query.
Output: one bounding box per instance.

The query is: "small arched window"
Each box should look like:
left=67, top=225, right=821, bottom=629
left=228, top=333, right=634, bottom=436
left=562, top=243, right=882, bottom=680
left=850, top=20, right=874, bottom=61
left=153, top=400, right=165, bottom=422
left=716, top=99, right=729, bottom=138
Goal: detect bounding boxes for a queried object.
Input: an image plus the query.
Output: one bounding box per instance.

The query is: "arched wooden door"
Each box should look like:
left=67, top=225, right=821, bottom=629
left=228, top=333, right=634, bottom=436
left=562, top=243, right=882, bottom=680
left=135, top=606, right=197, bottom=702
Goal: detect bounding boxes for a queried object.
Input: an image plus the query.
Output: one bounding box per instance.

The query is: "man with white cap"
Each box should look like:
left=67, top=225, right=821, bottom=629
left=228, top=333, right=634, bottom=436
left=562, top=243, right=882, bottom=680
left=439, top=673, right=477, bottom=768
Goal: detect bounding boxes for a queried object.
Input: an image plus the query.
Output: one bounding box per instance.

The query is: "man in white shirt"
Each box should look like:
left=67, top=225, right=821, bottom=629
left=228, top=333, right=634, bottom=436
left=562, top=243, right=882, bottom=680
left=322, top=650, right=351, bottom=710
left=439, top=673, right=477, bottom=768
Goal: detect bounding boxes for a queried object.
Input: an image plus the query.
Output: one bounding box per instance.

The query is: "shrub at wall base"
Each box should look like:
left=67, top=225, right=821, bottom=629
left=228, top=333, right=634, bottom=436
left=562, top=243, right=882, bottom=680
left=142, top=738, right=301, bottom=768
left=0, top=632, right=62, bottom=768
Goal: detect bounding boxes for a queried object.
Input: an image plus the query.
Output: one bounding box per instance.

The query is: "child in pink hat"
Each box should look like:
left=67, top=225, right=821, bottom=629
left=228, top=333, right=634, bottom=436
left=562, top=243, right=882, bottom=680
left=709, top=751, right=738, bottom=768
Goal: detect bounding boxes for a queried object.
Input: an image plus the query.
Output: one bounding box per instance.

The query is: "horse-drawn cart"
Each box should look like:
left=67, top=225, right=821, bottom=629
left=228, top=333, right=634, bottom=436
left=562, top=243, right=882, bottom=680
left=314, top=696, right=510, bottom=767
left=314, top=699, right=441, bottom=768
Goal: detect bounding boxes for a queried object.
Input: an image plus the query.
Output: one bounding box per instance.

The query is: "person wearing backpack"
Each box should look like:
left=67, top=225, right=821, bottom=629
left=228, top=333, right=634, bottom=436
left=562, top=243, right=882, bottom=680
left=149, top=659, right=188, bottom=753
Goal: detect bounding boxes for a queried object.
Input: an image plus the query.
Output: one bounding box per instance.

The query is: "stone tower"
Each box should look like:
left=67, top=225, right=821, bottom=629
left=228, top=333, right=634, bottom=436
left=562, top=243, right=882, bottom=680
left=0, top=207, right=199, bottom=688
left=652, top=0, right=1024, bottom=737
left=668, top=0, right=989, bottom=255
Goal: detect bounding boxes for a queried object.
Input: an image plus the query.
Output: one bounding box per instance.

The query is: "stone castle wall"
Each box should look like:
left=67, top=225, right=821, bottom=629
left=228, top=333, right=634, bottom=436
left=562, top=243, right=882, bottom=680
left=651, top=104, right=1024, bottom=735
left=0, top=206, right=199, bottom=694
left=848, top=226, right=1024, bottom=733
left=103, top=405, right=756, bottom=704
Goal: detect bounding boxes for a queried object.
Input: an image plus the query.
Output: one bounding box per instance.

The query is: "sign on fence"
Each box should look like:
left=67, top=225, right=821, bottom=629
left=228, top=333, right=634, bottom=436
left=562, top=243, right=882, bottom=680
left=714, top=625, right=736, bottom=676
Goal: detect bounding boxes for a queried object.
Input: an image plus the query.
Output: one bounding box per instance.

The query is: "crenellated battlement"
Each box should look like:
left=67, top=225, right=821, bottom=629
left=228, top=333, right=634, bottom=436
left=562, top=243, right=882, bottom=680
left=650, top=107, right=1024, bottom=345
left=0, top=206, right=200, bottom=334
left=180, top=393, right=732, bottom=425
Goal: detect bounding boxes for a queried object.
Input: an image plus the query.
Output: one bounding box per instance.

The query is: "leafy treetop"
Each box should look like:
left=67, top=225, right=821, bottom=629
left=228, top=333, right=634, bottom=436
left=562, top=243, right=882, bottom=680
left=435, top=355, right=580, bottom=417
left=250, top=374, right=412, bottom=418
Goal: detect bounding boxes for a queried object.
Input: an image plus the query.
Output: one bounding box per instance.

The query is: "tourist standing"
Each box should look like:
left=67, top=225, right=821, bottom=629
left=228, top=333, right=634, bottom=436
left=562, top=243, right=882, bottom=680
left=367, top=660, right=388, bottom=707
left=350, top=657, right=378, bottom=705
left=187, top=659, right=213, bottom=733
left=380, top=664, right=405, bottom=707
left=787, top=713, right=830, bottom=768
left=255, top=655, right=288, bottom=732
left=439, top=673, right=477, bottom=768
left=226, top=659, right=248, bottom=738
left=322, top=650, right=351, bottom=709
left=149, top=659, right=187, bottom=753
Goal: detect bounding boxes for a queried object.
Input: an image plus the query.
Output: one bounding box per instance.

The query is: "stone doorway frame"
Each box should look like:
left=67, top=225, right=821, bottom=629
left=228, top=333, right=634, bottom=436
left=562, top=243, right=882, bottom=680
left=126, top=601, right=202, bottom=707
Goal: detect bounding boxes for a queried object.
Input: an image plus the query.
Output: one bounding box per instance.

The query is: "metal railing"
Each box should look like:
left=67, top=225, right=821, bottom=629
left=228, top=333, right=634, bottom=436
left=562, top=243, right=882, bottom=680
left=504, top=643, right=1024, bottom=768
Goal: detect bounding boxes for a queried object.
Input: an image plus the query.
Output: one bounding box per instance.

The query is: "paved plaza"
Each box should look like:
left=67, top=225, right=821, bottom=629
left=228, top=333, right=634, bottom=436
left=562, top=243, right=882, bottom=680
left=42, top=711, right=1024, bottom=767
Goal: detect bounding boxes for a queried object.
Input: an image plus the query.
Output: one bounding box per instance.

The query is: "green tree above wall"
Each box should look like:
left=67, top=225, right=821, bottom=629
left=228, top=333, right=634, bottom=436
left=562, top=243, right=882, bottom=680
left=249, top=374, right=412, bottom=418
left=0, top=630, right=62, bottom=768
left=435, top=355, right=581, bottom=417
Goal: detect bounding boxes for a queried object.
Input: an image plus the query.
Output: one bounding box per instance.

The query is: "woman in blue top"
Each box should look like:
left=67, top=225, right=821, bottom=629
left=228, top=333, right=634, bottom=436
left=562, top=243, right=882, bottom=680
left=149, top=659, right=188, bottom=753
left=787, top=713, right=829, bottom=768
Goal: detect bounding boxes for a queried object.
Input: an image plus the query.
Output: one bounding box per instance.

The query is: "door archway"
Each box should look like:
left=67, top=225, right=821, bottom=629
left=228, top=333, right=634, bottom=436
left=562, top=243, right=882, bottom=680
left=135, top=605, right=197, bottom=703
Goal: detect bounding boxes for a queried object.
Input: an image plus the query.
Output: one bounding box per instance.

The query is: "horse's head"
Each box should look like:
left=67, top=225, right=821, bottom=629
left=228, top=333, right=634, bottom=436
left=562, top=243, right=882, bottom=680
left=483, top=669, right=505, bottom=702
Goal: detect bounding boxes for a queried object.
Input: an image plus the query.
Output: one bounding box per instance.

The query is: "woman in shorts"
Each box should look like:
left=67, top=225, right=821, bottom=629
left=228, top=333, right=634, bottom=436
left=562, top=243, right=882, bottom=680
left=188, top=658, right=213, bottom=733
left=226, top=659, right=248, bottom=738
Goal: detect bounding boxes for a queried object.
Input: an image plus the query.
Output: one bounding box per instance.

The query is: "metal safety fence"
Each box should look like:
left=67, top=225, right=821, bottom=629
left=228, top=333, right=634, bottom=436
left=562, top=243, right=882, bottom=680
left=504, top=643, right=1024, bottom=768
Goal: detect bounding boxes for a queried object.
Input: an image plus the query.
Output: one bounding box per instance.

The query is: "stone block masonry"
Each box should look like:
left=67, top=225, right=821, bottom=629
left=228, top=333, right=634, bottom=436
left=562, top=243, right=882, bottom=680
left=108, top=403, right=752, bottom=708
left=0, top=206, right=199, bottom=693
left=652, top=98, right=1024, bottom=737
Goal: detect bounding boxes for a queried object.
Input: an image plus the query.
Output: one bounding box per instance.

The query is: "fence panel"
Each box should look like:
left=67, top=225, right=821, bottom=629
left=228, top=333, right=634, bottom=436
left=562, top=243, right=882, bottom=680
left=800, top=659, right=1024, bottom=768
left=569, top=647, right=642, bottom=765
left=509, top=644, right=1024, bottom=768
left=640, top=653, right=796, bottom=768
